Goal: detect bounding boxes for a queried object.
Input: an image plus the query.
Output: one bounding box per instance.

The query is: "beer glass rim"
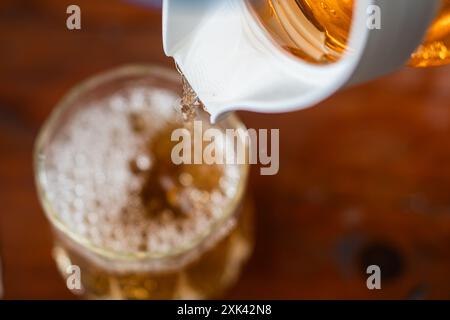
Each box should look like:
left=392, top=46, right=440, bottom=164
left=34, top=64, right=249, bottom=263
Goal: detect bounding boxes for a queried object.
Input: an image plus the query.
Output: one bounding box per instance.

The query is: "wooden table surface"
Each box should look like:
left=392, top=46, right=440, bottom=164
left=1, top=0, right=450, bottom=299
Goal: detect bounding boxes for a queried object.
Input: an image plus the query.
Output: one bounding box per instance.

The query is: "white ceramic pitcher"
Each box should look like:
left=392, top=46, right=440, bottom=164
left=163, top=0, right=441, bottom=122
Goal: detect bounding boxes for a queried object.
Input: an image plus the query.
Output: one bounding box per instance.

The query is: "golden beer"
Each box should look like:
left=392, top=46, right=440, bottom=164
left=35, top=66, right=253, bottom=299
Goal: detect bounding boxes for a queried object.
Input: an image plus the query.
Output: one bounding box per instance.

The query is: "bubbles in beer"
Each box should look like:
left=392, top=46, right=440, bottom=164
left=45, top=87, right=240, bottom=255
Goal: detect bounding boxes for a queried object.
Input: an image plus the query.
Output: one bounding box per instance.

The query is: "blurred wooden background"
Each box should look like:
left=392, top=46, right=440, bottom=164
left=0, top=0, right=449, bottom=299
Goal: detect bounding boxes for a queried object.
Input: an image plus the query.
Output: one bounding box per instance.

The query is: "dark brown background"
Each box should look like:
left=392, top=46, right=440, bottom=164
left=1, top=0, right=449, bottom=299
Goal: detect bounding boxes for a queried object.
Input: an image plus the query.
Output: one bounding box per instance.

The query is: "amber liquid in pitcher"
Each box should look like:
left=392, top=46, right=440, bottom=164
left=248, top=0, right=450, bottom=67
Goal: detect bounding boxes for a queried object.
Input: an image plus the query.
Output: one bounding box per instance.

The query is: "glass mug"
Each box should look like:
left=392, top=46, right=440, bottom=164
left=34, top=65, right=254, bottom=299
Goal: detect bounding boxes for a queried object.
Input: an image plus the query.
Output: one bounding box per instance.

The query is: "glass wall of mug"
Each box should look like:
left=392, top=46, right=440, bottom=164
left=34, top=65, right=254, bottom=299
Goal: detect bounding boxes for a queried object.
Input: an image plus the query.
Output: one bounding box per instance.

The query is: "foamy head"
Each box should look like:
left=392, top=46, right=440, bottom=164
left=44, top=86, right=242, bottom=260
